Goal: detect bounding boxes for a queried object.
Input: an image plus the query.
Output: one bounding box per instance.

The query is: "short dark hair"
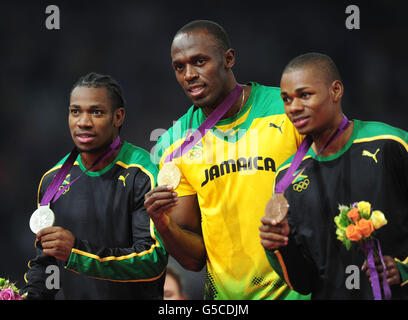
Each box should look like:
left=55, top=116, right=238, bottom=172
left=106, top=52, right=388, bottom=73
left=174, top=20, right=231, bottom=52
left=283, top=52, right=342, bottom=84
left=71, top=72, right=126, bottom=111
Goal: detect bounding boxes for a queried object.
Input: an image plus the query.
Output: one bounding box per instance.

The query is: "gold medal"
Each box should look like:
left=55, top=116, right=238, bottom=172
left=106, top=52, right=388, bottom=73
left=265, top=193, right=290, bottom=223
left=157, top=162, right=181, bottom=189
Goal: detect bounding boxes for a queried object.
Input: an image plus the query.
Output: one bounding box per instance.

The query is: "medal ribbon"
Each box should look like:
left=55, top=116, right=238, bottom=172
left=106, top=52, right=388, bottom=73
left=274, top=115, right=350, bottom=194
left=360, top=239, right=392, bottom=300
left=164, top=84, right=243, bottom=163
left=39, top=136, right=121, bottom=206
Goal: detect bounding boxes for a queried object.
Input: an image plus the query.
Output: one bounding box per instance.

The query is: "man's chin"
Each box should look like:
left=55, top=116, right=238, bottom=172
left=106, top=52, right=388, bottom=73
left=75, top=139, right=114, bottom=154
left=75, top=143, right=101, bottom=154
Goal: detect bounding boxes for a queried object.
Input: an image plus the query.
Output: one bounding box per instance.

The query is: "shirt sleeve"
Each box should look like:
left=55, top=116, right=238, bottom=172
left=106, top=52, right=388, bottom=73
left=22, top=173, right=59, bottom=299
left=22, top=244, right=60, bottom=299
left=264, top=230, right=317, bottom=295
left=65, top=168, right=168, bottom=282
left=395, top=258, right=408, bottom=287
left=385, top=138, right=408, bottom=289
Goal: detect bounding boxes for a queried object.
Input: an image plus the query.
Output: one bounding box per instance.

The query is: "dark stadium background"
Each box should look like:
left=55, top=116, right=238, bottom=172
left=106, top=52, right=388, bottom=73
left=0, top=0, right=406, bottom=299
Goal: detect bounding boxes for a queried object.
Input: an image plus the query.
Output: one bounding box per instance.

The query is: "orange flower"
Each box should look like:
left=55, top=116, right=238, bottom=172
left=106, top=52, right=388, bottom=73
left=346, top=224, right=362, bottom=241
left=347, top=208, right=360, bottom=223
left=356, top=218, right=374, bottom=238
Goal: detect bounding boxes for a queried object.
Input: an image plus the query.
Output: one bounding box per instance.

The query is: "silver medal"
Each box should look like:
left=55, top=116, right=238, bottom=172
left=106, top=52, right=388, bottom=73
left=29, top=205, right=55, bottom=234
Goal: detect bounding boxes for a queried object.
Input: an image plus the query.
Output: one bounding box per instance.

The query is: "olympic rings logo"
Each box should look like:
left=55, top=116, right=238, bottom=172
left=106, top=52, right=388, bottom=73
left=292, top=179, right=310, bottom=192
left=186, top=149, right=203, bottom=160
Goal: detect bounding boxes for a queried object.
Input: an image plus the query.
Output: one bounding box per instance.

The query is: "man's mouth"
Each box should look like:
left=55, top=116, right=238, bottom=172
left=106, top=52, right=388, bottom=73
left=76, top=133, right=96, bottom=144
left=292, top=116, right=310, bottom=129
left=188, top=85, right=205, bottom=97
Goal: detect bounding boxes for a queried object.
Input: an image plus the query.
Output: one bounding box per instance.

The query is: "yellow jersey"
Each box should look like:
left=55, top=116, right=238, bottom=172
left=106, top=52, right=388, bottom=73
left=154, top=82, right=307, bottom=299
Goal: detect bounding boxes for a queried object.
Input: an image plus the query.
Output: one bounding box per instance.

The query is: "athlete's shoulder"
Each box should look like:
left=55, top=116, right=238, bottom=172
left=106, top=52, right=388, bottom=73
left=353, top=120, right=408, bottom=149
left=248, top=82, right=285, bottom=116
left=153, top=105, right=196, bottom=164
left=40, top=153, right=72, bottom=180
left=37, top=152, right=76, bottom=202
left=275, top=152, right=300, bottom=179
left=118, top=141, right=159, bottom=178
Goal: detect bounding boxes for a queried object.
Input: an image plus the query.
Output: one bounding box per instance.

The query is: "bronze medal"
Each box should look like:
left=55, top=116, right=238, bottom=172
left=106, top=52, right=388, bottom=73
left=264, top=193, right=290, bottom=223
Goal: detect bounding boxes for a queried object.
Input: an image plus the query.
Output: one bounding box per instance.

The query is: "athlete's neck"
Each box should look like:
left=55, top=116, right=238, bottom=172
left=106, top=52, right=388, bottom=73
left=311, top=120, right=354, bottom=157
left=201, top=83, right=251, bottom=120
left=80, top=141, right=122, bottom=172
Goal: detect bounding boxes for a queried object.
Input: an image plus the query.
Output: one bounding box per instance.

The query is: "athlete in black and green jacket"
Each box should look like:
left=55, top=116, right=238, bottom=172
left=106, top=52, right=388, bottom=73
left=260, top=53, right=408, bottom=299
left=23, top=73, right=168, bottom=299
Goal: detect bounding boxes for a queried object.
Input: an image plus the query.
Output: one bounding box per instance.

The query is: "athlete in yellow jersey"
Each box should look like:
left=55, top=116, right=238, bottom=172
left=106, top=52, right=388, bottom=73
left=144, top=20, right=308, bottom=299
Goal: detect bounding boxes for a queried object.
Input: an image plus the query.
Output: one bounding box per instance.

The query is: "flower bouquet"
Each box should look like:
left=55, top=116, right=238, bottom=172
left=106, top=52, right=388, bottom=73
left=0, top=278, right=27, bottom=300
left=334, top=201, right=391, bottom=300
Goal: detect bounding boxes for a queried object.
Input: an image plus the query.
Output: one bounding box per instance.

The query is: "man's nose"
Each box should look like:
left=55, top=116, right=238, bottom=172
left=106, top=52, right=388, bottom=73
left=77, top=113, right=93, bottom=127
left=184, top=64, right=198, bottom=82
left=287, top=98, right=304, bottom=114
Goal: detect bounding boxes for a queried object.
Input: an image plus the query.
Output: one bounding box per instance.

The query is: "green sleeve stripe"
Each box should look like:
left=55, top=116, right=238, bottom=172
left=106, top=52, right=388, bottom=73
left=65, top=265, right=166, bottom=283
left=65, top=223, right=167, bottom=282
left=396, top=258, right=408, bottom=287
left=265, top=249, right=294, bottom=291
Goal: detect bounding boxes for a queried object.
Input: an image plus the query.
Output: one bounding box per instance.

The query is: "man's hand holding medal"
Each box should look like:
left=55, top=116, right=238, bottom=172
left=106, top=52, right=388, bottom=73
left=259, top=193, right=290, bottom=250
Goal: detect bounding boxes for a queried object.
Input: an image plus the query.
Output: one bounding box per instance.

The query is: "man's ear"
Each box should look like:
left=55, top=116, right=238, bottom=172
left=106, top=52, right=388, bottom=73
left=330, top=80, right=344, bottom=103
left=113, top=107, right=126, bottom=128
left=224, top=48, right=235, bottom=69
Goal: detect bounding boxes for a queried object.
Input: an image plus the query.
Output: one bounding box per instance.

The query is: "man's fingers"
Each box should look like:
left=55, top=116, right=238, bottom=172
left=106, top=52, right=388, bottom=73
left=41, top=239, right=59, bottom=249
left=36, top=226, right=63, bottom=241
left=145, top=185, right=174, bottom=199
left=39, top=233, right=58, bottom=244
left=259, top=224, right=283, bottom=234
left=261, top=216, right=279, bottom=227
left=260, top=238, right=288, bottom=250
left=144, top=190, right=177, bottom=206
left=260, top=217, right=290, bottom=236
left=146, top=197, right=178, bottom=213
left=153, top=201, right=178, bottom=215
left=259, top=230, right=288, bottom=243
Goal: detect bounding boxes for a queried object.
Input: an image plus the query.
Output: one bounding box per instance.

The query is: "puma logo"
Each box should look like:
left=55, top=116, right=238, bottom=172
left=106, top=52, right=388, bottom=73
left=118, top=173, right=130, bottom=187
left=269, top=120, right=284, bottom=134
left=362, top=148, right=380, bottom=163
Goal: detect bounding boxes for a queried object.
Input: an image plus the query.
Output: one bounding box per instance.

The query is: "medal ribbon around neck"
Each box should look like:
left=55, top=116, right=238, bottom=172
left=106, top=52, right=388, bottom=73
left=274, top=115, right=350, bottom=194
left=164, top=84, right=243, bottom=164
left=265, top=116, right=350, bottom=223
left=39, top=136, right=121, bottom=206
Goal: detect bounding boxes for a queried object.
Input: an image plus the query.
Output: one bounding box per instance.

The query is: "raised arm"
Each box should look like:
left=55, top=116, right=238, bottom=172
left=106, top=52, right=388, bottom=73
left=144, top=185, right=206, bottom=271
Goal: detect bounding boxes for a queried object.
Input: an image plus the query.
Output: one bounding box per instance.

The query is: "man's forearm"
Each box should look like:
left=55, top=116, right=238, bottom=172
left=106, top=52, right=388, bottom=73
left=156, top=218, right=206, bottom=272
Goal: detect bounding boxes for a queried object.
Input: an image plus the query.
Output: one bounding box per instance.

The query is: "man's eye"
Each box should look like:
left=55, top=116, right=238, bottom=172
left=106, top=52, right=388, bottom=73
left=174, top=64, right=184, bottom=71
left=93, top=110, right=103, bottom=115
left=195, top=59, right=205, bottom=66
left=301, top=92, right=311, bottom=98
left=281, top=96, right=290, bottom=103
left=70, top=109, right=79, bottom=115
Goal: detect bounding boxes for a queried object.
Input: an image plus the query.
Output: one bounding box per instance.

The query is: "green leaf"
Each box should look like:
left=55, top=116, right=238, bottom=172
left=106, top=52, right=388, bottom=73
left=339, top=212, right=350, bottom=228
left=344, top=238, right=352, bottom=251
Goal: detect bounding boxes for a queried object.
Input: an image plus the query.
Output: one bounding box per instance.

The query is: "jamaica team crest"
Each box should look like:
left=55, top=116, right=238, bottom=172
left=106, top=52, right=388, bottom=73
left=292, top=169, right=310, bottom=192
